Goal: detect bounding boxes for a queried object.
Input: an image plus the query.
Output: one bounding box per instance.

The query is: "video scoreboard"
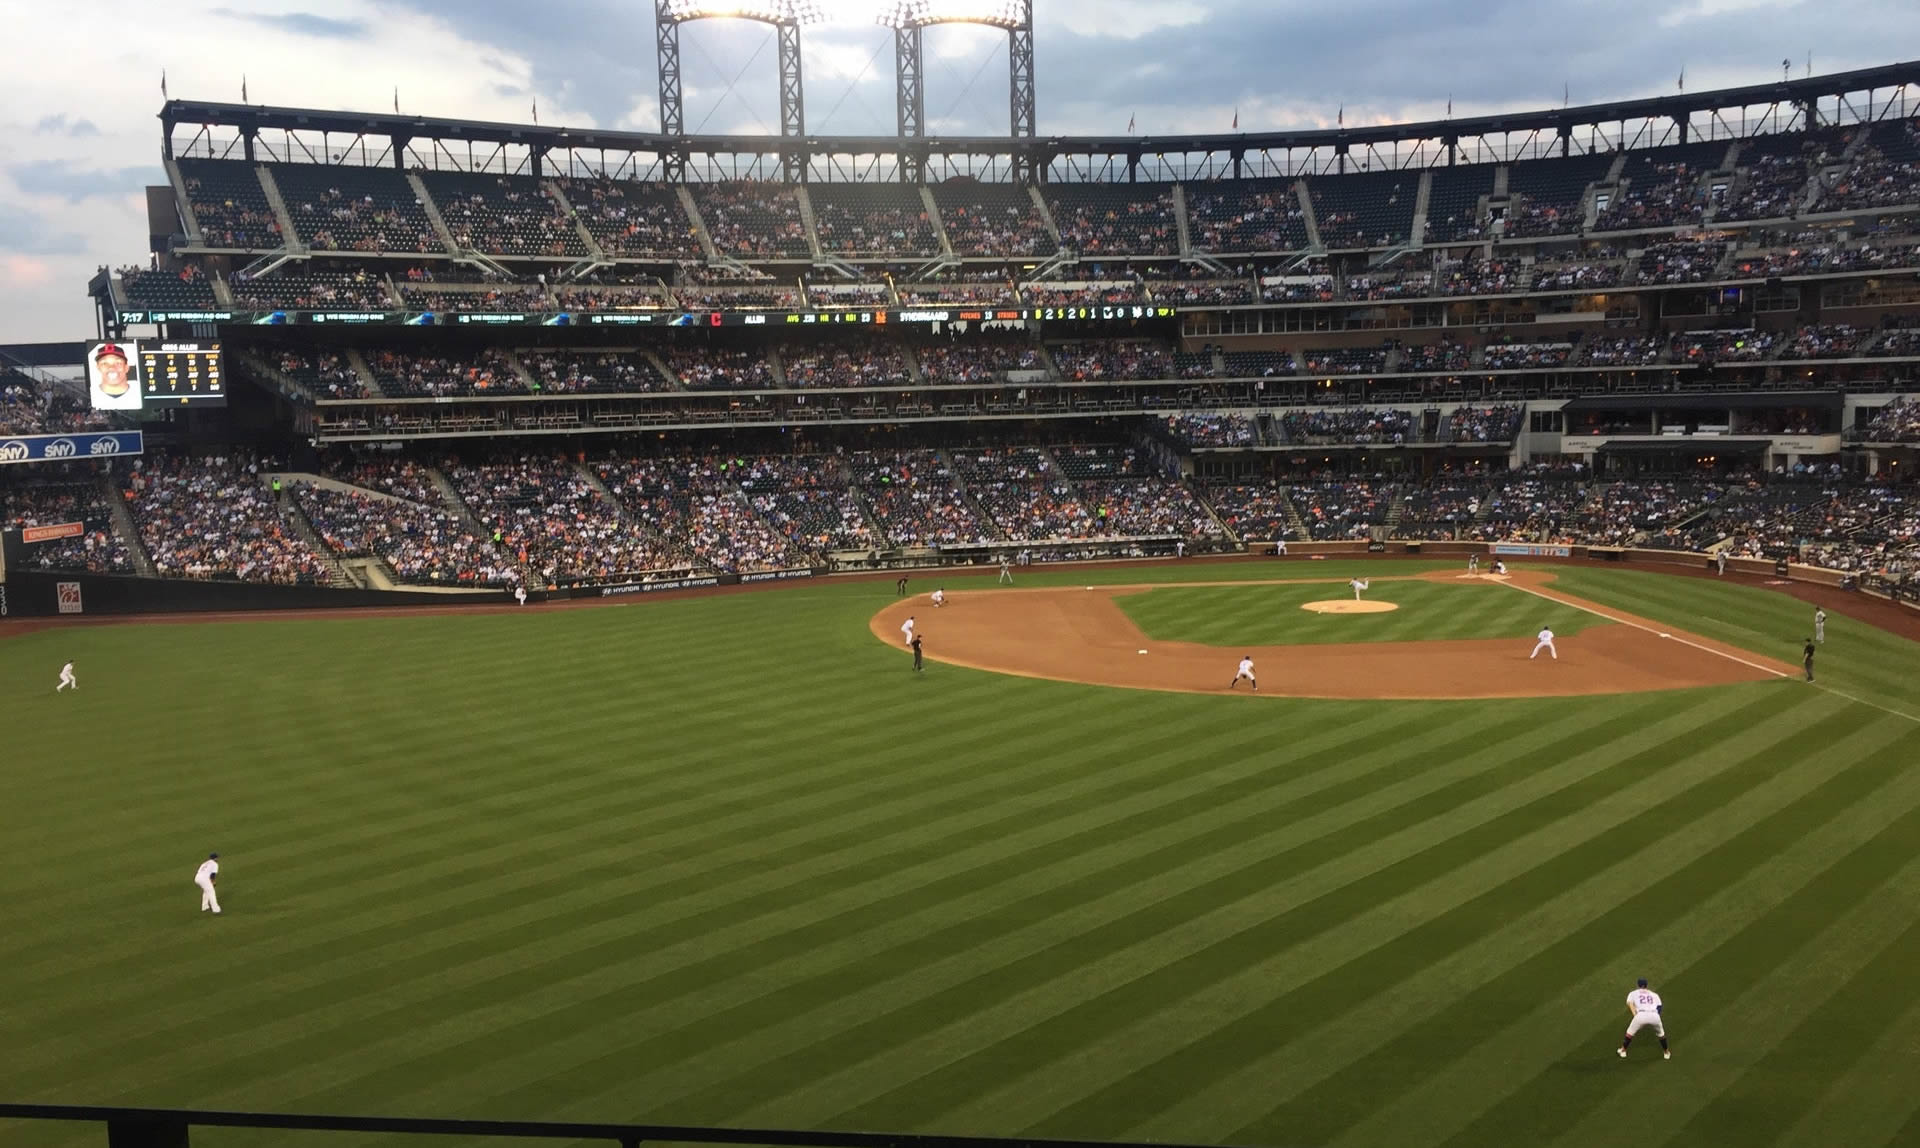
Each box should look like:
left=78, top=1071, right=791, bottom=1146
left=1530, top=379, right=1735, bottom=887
left=141, top=342, right=225, bottom=406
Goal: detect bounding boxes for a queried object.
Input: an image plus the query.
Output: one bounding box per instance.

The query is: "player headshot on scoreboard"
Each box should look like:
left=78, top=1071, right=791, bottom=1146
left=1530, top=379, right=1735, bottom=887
left=88, top=342, right=142, bottom=410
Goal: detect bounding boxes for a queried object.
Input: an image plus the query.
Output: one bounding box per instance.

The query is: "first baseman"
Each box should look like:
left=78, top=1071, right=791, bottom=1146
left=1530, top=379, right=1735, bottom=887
left=1618, top=979, right=1670, bottom=1059
left=195, top=852, right=222, bottom=914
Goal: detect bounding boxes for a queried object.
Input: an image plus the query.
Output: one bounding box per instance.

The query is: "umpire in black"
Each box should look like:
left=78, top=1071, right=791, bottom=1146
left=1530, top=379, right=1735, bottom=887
left=911, top=633, right=924, bottom=672
left=1803, top=638, right=1816, bottom=682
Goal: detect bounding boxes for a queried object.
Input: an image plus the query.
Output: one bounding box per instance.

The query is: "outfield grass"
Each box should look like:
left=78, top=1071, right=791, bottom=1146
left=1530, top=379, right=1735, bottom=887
left=1, top=559, right=1917, bottom=1148
left=1117, top=578, right=1602, bottom=646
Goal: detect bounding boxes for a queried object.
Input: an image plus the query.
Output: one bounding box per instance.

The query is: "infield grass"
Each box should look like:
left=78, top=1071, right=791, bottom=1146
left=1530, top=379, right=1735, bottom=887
left=1117, top=578, right=1602, bottom=645
left=1, top=558, right=1916, bottom=1148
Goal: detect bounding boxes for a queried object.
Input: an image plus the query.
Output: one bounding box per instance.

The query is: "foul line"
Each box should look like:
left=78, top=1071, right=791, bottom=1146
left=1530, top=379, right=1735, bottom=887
left=1497, top=578, right=1792, bottom=680
left=1809, top=683, right=1920, bottom=726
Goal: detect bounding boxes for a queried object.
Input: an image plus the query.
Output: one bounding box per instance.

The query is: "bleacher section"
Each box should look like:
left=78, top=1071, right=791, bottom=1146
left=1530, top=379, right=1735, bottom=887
left=273, top=163, right=443, bottom=253
left=1423, top=166, right=1494, bottom=243
left=419, top=171, right=587, bottom=259
left=810, top=184, right=940, bottom=258
left=1044, top=184, right=1180, bottom=256
left=693, top=183, right=810, bottom=258
left=1308, top=170, right=1418, bottom=249
left=1505, top=154, right=1613, bottom=236
left=1185, top=178, right=1309, bottom=253
left=554, top=178, right=702, bottom=260
left=931, top=183, right=1056, bottom=257
left=178, top=159, right=281, bottom=249
left=1594, top=141, right=1725, bottom=231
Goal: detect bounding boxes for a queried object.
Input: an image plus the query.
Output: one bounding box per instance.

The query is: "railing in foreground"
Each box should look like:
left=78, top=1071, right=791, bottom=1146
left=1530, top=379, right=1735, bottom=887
left=0, top=1104, right=1228, bottom=1148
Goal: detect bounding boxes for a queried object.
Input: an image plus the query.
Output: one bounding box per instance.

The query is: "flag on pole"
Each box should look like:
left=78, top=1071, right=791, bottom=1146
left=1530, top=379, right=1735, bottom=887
left=1677, top=67, right=1684, bottom=92
left=1231, top=108, right=1238, bottom=130
left=394, top=86, right=400, bottom=114
left=1337, top=104, right=1344, bottom=127
left=1563, top=82, right=1569, bottom=108
left=1126, top=113, right=1135, bottom=134
left=1446, top=95, right=1452, bottom=118
left=241, top=75, right=248, bottom=103
left=1806, top=51, right=1813, bottom=77
left=532, top=97, right=539, bottom=124
left=161, top=69, right=168, bottom=100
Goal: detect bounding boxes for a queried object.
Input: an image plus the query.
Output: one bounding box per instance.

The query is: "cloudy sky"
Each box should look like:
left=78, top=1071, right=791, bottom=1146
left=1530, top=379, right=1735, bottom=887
left=1, top=0, right=1915, bottom=343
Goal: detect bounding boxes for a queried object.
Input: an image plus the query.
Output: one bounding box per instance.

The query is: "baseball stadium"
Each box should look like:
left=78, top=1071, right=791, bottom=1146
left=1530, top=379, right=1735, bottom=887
left=4, top=4, right=1920, bottom=1145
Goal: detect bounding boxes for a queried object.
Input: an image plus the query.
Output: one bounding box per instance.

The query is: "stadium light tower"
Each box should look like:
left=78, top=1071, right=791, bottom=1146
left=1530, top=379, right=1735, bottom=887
left=654, top=0, right=1036, bottom=183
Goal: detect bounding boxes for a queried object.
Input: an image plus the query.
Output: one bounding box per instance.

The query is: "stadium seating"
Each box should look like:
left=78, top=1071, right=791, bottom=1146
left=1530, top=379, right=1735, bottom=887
left=1424, top=166, right=1494, bottom=243
left=177, top=159, right=281, bottom=249
left=666, top=346, right=775, bottom=390
left=930, top=182, right=1056, bottom=257
left=420, top=171, right=587, bottom=259
left=916, top=338, right=1042, bottom=383
left=520, top=350, right=676, bottom=394
left=0, top=371, right=111, bottom=435
left=1594, top=141, right=1725, bottom=231
left=365, top=349, right=529, bottom=397
left=453, top=456, right=674, bottom=583
left=127, top=455, right=330, bottom=584
left=1278, top=408, right=1414, bottom=445
left=810, top=184, right=940, bottom=258
left=1200, top=482, right=1296, bottom=539
left=272, top=164, right=444, bottom=254
left=1044, top=183, right=1180, bottom=256
left=1505, top=154, right=1613, bottom=237
left=0, top=479, right=133, bottom=573
left=1289, top=479, right=1404, bottom=539
left=693, top=183, right=810, bottom=258
left=731, top=455, right=875, bottom=555
left=1636, top=240, right=1726, bottom=284
left=850, top=449, right=992, bottom=546
left=121, top=266, right=217, bottom=310
left=1051, top=340, right=1177, bottom=381
left=553, top=177, right=702, bottom=260
left=1308, top=170, right=1417, bottom=249
left=1393, top=479, right=1488, bottom=538
left=1815, top=120, right=1920, bottom=212
left=274, top=351, right=370, bottom=399
left=1299, top=345, right=1389, bottom=376
left=1165, top=413, right=1258, bottom=447
left=777, top=338, right=913, bottom=388
left=1718, top=133, right=1813, bottom=221
left=295, top=482, right=516, bottom=586
left=229, top=269, right=392, bottom=310
left=1185, top=178, right=1310, bottom=253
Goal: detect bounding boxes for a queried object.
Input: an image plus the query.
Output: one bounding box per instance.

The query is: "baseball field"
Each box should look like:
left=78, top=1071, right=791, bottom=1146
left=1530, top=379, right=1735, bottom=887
left=2, top=557, right=1918, bottom=1148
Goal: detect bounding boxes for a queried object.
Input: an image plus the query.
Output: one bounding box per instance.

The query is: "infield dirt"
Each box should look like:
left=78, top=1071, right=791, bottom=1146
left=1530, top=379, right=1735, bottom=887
left=870, top=570, right=1798, bottom=700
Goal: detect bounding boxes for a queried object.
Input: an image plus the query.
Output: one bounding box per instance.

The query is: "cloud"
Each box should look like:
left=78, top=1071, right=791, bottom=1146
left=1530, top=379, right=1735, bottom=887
left=208, top=8, right=370, bottom=39
left=0, top=209, right=91, bottom=257
left=33, top=114, right=99, bottom=137
left=9, top=160, right=158, bottom=204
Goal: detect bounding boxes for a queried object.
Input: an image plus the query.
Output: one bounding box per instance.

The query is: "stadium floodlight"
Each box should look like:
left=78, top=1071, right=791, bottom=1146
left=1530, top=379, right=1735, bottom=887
left=660, top=1, right=792, bottom=22
left=885, top=0, right=1029, bottom=28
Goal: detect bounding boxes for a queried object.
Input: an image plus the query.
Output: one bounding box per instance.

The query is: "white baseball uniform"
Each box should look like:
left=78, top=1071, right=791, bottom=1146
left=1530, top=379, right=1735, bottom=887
left=56, top=662, right=77, bottom=691
left=1625, top=987, right=1665, bottom=1038
left=932, top=590, right=946, bottom=607
left=1716, top=551, right=1727, bottom=575
left=1531, top=628, right=1557, bottom=659
left=1234, top=657, right=1257, bottom=689
left=1350, top=578, right=1369, bottom=600
left=1274, top=539, right=1287, bottom=556
left=514, top=586, right=527, bottom=606
left=1814, top=609, right=1826, bottom=643
left=901, top=617, right=916, bottom=644
left=195, top=858, right=221, bottom=914
left=999, top=560, right=1013, bottom=584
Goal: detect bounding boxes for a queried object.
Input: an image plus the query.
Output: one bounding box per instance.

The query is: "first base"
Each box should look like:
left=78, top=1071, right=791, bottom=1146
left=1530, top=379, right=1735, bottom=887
left=1138, top=649, right=1148, bottom=654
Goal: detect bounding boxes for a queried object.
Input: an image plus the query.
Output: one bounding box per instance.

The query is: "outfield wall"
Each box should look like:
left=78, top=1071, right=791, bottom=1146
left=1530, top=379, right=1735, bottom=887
left=0, top=569, right=512, bottom=617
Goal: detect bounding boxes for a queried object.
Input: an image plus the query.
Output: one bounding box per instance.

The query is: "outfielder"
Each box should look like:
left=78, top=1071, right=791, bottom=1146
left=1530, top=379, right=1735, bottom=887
left=195, top=852, right=222, bottom=915
left=1349, top=578, right=1369, bottom=600
left=56, top=661, right=77, bottom=692
left=1228, top=655, right=1257, bottom=692
left=1531, top=627, right=1557, bottom=660
left=901, top=615, right=916, bottom=645
left=1617, top=978, right=1670, bottom=1059
left=1814, top=608, right=1827, bottom=643
left=1715, top=550, right=1727, bottom=576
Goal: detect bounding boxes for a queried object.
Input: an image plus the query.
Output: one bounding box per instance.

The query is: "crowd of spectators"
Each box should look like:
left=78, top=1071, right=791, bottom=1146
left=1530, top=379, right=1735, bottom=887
left=1290, top=479, right=1404, bottom=539
left=779, top=339, right=912, bottom=389
left=1051, top=340, right=1177, bottom=381
left=1776, top=324, right=1868, bottom=359
left=1858, top=397, right=1920, bottom=441
left=232, top=270, right=391, bottom=311
left=850, top=449, right=992, bottom=546
left=731, top=454, right=875, bottom=555
left=295, top=483, right=515, bottom=585
left=276, top=351, right=369, bottom=399
left=1471, top=467, right=1597, bottom=542
left=521, top=351, right=673, bottom=394
left=1, top=373, right=113, bottom=435
left=696, top=184, right=809, bottom=258
left=1393, top=480, right=1487, bottom=538
left=182, top=168, right=281, bottom=249
left=0, top=478, right=134, bottom=572
left=1080, top=478, right=1226, bottom=538
left=1165, top=413, right=1259, bottom=447
left=1674, top=328, right=1779, bottom=363
left=1279, top=407, right=1414, bottom=444
left=555, top=177, right=699, bottom=259
left=1816, top=136, right=1920, bottom=213
left=1596, top=161, right=1709, bottom=231
left=1200, top=483, right=1296, bottom=540
left=917, top=339, right=1041, bottom=383
left=367, top=349, right=528, bottom=397
left=452, top=456, right=672, bottom=584
left=1720, top=153, right=1808, bottom=221
left=1484, top=340, right=1573, bottom=370
left=667, top=346, right=775, bottom=390
left=437, top=178, right=580, bottom=258
left=1582, top=335, right=1668, bottom=367
left=1445, top=405, right=1523, bottom=442
left=1636, top=241, right=1726, bottom=284
left=1401, top=340, right=1473, bottom=373
left=127, top=455, right=330, bottom=584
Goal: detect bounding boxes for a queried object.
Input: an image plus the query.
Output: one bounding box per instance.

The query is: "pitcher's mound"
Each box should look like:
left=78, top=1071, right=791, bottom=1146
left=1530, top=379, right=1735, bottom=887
left=1302, top=599, right=1400, bottom=614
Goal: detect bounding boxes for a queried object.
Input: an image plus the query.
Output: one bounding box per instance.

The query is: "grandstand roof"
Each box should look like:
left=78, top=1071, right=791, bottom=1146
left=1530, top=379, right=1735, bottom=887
left=1566, top=392, right=1844, bottom=412
left=161, top=59, right=1920, bottom=170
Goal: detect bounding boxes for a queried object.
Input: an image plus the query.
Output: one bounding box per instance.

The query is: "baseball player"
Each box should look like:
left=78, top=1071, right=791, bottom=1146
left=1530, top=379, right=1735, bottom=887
left=1715, top=550, right=1727, bottom=576
left=1274, top=538, right=1287, bottom=557
left=194, top=852, right=222, bottom=915
left=1493, top=559, right=1508, bottom=575
left=1814, top=608, right=1827, bottom=643
left=896, top=574, right=909, bottom=597
left=513, top=584, right=528, bottom=606
left=911, top=633, right=924, bottom=672
left=1804, top=638, right=1816, bottom=682
left=901, top=615, right=916, bottom=645
left=56, top=661, right=77, bottom=692
left=1228, top=655, right=1257, bottom=692
left=1617, top=978, right=1670, bottom=1059
left=998, top=557, right=1013, bottom=585
left=1530, top=627, right=1557, bottom=660
left=931, top=588, right=946, bottom=607
left=1468, top=554, right=1479, bottom=573
left=1349, top=578, right=1369, bottom=600
left=1175, top=540, right=1186, bottom=559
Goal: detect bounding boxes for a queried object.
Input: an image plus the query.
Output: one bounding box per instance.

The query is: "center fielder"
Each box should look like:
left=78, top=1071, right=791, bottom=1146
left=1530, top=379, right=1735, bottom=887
left=1618, top=979, right=1670, bottom=1059
left=194, top=852, right=222, bottom=915
left=56, top=661, right=77, bottom=692
left=1531, top=627, right=1557, bottom=660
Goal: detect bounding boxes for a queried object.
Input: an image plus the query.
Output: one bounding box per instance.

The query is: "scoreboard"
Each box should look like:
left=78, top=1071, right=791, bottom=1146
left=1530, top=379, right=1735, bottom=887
left=141, top=342, right=225, bottom=406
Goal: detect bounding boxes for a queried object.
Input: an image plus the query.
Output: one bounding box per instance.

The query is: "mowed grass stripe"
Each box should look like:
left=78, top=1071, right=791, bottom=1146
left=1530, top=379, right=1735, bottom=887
left=1118, top=580, right=1601, bottom=647
left=1765, top=993, right=1920, bottom=1148
left=251, top=701, right=1541, bottom=1115
left=1549, top=857, right=1920, bottom=1148
left=794, top=692, right=1780, bottom=1133
left=1002, top=695, right=1847, bottom=1142
left=480, top=701, right=1670, bottom=1124
left=962, top=697, right=1877, bottom=1139
left=1132, top=705, right=1918, bottom=1147
left=1429, top=724, right=1920, bottom=1148
left=32, top=699, right=1468, bottom=1100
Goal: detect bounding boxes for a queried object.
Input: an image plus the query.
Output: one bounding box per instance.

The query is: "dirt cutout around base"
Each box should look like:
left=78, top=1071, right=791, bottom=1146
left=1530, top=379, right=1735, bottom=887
left=1302, top=599, right=1399, bottom=614
left=871, top=570, right=1798, bottom=700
